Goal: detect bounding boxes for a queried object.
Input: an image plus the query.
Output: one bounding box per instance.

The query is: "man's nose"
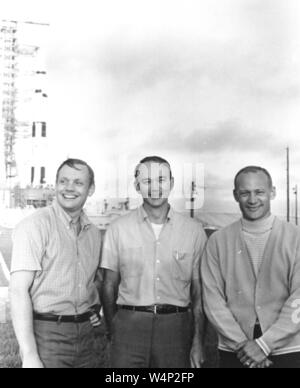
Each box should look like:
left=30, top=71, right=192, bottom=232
left=248, top=193, right=257, bottom=204
left=65, top=182, right=75, bottom=191
left=150, top=181, right=160, bottom=192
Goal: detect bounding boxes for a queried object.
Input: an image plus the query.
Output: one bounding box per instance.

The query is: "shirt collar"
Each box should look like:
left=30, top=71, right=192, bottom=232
left=52, top=200, right=91, bottom=230
left=137, top=204, right=175, bottom=225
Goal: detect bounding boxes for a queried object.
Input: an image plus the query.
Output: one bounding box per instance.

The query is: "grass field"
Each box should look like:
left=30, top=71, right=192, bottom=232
left=0, top=322, right=21, bottom=368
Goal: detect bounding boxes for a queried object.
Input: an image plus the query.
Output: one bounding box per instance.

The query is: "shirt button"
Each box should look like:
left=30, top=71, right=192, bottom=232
left=157, top=296, right=161, bottom=300
left=157, top=277, right=160, bottom=281
left=157, top=260, right=160, bottom=264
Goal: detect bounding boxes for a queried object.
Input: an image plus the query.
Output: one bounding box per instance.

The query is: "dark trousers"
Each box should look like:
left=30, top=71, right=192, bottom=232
left=219, top=350, right=300, bottom=368
left=110, top=309, right=193, bottom=368
left=34, top=320, right=97, bottom=368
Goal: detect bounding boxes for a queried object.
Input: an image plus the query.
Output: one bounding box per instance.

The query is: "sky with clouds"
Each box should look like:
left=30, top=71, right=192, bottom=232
left=2, top=0, right=300, bottom=216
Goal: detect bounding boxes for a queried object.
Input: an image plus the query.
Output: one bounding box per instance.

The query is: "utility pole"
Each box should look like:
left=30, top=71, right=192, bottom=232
left=294, top=185, right=298, bottom=226
left=190, top=181, right=196, bottom=218
left=287, top=147, right=290, bottom=222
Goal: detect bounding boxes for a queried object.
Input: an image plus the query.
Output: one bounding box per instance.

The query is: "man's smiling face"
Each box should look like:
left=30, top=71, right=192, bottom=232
left=56, top=164, right=94, bottom=216
left=234, top=171, right=276, bottom=221
left=135, top=161, right=174, bottom=208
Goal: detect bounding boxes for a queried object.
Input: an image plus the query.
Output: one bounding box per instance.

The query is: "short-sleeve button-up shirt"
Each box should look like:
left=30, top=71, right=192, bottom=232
left=11, top=201, right=102, bottom=315
left=101, top=206, right=207, bottom=307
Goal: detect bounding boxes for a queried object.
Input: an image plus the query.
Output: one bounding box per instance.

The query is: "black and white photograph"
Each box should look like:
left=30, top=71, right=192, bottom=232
left=1, top=0, right=300, bottom=371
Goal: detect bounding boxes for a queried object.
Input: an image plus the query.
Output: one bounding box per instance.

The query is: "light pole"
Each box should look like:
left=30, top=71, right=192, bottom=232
left=190, top=181, right=196, bottom=218
left=287, top=147, right=290, bottom=222
left=293, top=185, right=298, bottom=226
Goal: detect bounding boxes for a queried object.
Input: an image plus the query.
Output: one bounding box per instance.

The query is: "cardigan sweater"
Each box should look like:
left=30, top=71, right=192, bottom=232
left=201, top=217, right=300, bottom=356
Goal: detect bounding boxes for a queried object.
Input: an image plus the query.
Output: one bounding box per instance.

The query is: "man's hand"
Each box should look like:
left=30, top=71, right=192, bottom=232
left=22, top=353, right=44, bottom=368
left=236, top=340, right=272, bottom=368
left=254, top=359, right=273, bottom=368
left=190, top=339, right=205, bottom=368
left=89, top=312, right=102, bottom=328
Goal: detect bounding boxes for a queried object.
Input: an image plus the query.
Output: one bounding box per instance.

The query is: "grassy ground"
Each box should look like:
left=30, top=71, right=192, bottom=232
left=0, top=322, right=21, bottom=368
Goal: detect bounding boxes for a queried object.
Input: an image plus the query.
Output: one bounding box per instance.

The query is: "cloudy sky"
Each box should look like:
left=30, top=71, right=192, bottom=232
left=2, top=0, right=300, bottom=216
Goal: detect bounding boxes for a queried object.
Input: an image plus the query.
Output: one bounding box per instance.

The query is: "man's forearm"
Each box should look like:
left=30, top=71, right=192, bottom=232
left=95, top=268, right=103, bottom=301
left=10, top=288, right=39, bottom=360
left=190, top=281, right=207, bottom=367
left=191, top=281, right=206, bottom=344
left=192, top=301, right=206, bottom=344
left=102, top=282, right=118, bottom=334
left=259, top=288, right=300, bottom=353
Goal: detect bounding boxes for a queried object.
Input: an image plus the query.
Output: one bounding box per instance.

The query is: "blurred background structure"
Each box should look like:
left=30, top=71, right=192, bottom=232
left=0, top=19, right=54, bottom=209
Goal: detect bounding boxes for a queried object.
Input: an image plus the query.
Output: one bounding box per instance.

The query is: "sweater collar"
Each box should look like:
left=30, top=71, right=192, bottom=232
left=241, top=214, right=275, bottom=234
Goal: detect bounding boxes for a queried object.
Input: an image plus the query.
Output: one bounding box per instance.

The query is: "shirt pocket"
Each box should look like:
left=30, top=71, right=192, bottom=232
left=172, top=250, right=194, bottom=282
left=120, top=246, right=144, bottom=278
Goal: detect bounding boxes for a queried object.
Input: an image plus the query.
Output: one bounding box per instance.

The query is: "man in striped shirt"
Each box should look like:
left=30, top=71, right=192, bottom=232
left=202, top=166, right=300, bottom=368
left=10, top=159, right=102, bottom=368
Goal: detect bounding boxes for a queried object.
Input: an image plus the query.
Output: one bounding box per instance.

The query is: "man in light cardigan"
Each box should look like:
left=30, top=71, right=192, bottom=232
left=202, top=166, right=300, bottom=368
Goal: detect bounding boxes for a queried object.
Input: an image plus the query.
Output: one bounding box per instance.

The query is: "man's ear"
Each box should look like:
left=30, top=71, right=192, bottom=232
left=233, top=189, right=239, bottom=203
left=88, top=184, right=95, bottom=197
left=134, top=180, right=141, bottom=193
left=271, top=186, right=276, bottom=200
left=170, top=177, right=175, bottom=192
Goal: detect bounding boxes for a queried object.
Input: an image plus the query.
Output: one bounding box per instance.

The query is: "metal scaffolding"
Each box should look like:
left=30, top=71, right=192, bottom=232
left=0, top=20, right=18, bottom=179
left=0, top=19, right=49, bottom=187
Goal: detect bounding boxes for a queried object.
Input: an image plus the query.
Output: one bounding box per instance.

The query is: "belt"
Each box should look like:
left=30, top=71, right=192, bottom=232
left=33, top=311, right=91, bottom=323
left=118, top=304, right=189, bottom=314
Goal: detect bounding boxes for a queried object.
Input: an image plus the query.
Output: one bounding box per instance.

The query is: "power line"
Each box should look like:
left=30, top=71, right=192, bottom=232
left=1, top=19, right=50, bottom=27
